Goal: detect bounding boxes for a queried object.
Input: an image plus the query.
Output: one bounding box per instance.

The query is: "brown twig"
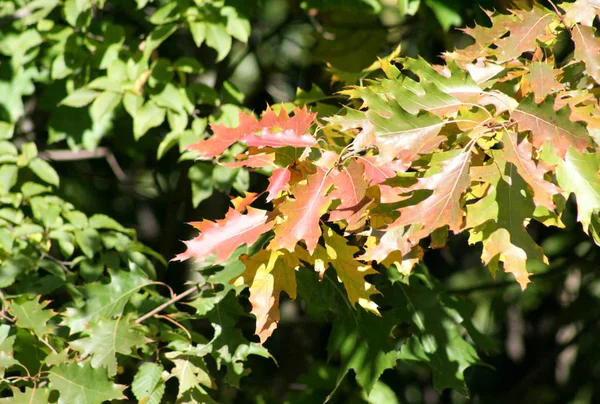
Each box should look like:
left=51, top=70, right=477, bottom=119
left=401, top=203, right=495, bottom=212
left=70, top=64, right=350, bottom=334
left=135, top=285, right=199, bottom=325
left=547, top=0, right=571, bottom=32
left=39, top=147, right=127, bottom=181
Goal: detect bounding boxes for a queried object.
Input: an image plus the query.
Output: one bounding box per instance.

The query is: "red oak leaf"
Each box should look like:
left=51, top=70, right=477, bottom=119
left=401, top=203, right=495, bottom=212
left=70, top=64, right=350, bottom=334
left=266, top=167, right=291, bottom=202
left=173, top=207, right=274, bottom=265
left=512, top=96, right=592, bottom=158
left=271, top=168, right=334, bottom=253
left=187, top=106, right=317, bottom=159
left=222, top=152, right=276, bottom=168
left=502, top=131, right=561, bottom=209
left=393, top=151, right=471, bottom=242
left=329, top=160, right=370, bottom=227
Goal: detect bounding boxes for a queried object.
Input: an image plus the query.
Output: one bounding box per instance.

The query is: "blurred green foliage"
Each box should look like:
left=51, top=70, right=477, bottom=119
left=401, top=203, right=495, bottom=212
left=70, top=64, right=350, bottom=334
left=1, top=0, right=599, bottom=403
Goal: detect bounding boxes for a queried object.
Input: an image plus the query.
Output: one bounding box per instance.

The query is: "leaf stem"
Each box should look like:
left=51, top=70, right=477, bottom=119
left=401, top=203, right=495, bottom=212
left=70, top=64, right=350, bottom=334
left=135, top=285, right=200, bottom=324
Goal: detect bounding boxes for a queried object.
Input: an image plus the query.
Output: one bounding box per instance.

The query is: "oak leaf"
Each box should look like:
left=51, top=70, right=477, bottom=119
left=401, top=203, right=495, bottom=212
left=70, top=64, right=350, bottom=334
left=393, top=151, right=472, bottom=242
left=233, top=249, right=299, bottom=343
left=522, top=61, right=564, bottom=103
left=174, top=207, right=274, bottom=265
left=266, top=167, right=291, bottom=202
left=467, top=155, right=549, bottom=289
left=322, top=226, right=380, bottom=315
left=512, top=96, right=592, bottom=158
left=271, top=168, right=334, bottom=253
left=556, top=148, right=600, bottom=238
left=572, top=25, right=600, bottom=84
left=492, top=6, right=556, bottom=63
left=188, top=106, right=317, bottom=159
left=502, top=131, right=561, bottom=210
left=328, top=160, right=371, bottom=229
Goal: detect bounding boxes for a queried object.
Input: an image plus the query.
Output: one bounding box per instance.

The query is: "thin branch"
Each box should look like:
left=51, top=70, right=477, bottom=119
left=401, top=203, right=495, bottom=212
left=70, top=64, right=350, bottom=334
left=40, top=253, right=73, bottom=273
left=39, top=147, right=127, bottom=181
left=136, top=285, right=199, bottom=325
left=547, top=0, right=570, bottom=32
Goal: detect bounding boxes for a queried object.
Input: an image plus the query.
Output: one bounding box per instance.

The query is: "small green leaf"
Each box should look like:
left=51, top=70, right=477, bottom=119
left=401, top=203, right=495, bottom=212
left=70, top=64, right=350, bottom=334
left=75, top=228, right=102, bottom=258
left=132, top=362, right=166, bottom=404
left=89, top=214, right=127, bottom=232
left=29, top=158, right=60, bottom=186
left=133, top=101, right=166, bottom=140
left=205, top=23, right=232, bottom=62
left=0, top=164, right=18, bottom=194
left=189, top=163, right=214, bottom=207
left=150, top=2, right=180, bottom=24
left=64, top=210, right=88, bottom=228
left=157, top=131, right=182, bottom=160
left=60, top=88, right=100, bottom=107
left=0, top=121, right=14, bottom=139
left=90, top=91, right=121, bottom=122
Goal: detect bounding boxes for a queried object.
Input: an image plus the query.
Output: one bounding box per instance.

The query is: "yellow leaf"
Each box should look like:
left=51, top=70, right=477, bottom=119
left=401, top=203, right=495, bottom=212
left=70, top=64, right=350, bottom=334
left=238, top=249, right=299, bottom=343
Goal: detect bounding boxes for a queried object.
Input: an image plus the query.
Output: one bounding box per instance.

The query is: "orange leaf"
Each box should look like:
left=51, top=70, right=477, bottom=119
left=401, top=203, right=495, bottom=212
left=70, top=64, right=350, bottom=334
left=187, top=106, right=317, bottom=159
left=502, top=131, right=561, bottom=209
left=174, top=207, right=274, bottom=265
left=271, top=168, right=334, bottom=253
left=266, top=167, right=291, bottom=202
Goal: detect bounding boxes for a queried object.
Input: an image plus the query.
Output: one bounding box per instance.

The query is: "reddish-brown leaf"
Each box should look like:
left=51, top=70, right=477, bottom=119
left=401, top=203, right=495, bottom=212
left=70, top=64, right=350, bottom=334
left=173, top=207, right=274, bottom=265
left=572, top=25, right=600, bottom=84
left=187, top=106, right=317, bottom=159
left=271, top=168, right=334, bottom=253
left=329, top=160, right=370, bottom=226
left=393, top=151, right=471, bottom=242
left=266, top=167, right=291, bottom=202
left=502, top=131, right=561, bottom=209
left=522, top=61, right=564, bottom=103
left=512, top=96, right=592, bottom=158
left=493, top=6, right=556, bottom=63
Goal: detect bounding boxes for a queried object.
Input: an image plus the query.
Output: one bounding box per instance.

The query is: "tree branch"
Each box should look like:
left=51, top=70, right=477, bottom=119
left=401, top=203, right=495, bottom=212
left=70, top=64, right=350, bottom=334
left=136, top=285, right=199, bottom=325
left=39, top=147, right=127, bottom=181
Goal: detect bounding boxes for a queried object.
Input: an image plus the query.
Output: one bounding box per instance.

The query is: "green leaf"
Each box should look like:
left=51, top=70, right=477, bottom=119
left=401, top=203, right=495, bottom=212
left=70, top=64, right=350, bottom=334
left=205, top=23, right=232, bottom=62
left=166, top=353, right=214, bottom=397
left=0, top=164, right=18, bottom=194
left=150, top=2, right=181, bottom=24
left=0, top=387, right=51, bottom=404
left=90, top=91, right=121, bottom=122
left=75, top=228, right=101, bottom=258
left=0, top=121, right=14, bottom=139
left=132, top=362, right=166, bottom=404
left=425, top=0, right=462, bottom=31
left=556, top=149, right=600, bottom=237
left=157, top=131, right=183, bottom=160
left=29, top=158, right=60, bottom=186
left=60, top=88, right=100, bottom=107
left=70, top=316, right=147, bottom=377
left=89, top=214, right=127, bottom=232
left=9, top=297, right=56, bottom=339
left=64, top=268, right=151, bottom=333
left=0, top=256, right=30, bottom=288
left=189, top=163, right=214, bottom=207
left=48, top=361, right=126, bottom=404
left=133, top=100, right=166, bottom=140
left=64, top=210, right=88, bottom=228
left=298, top=270, right=398, bottom=395
left=21, top=182, right=51, bottom=198
left=391, top=280, right=481, bottom=394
